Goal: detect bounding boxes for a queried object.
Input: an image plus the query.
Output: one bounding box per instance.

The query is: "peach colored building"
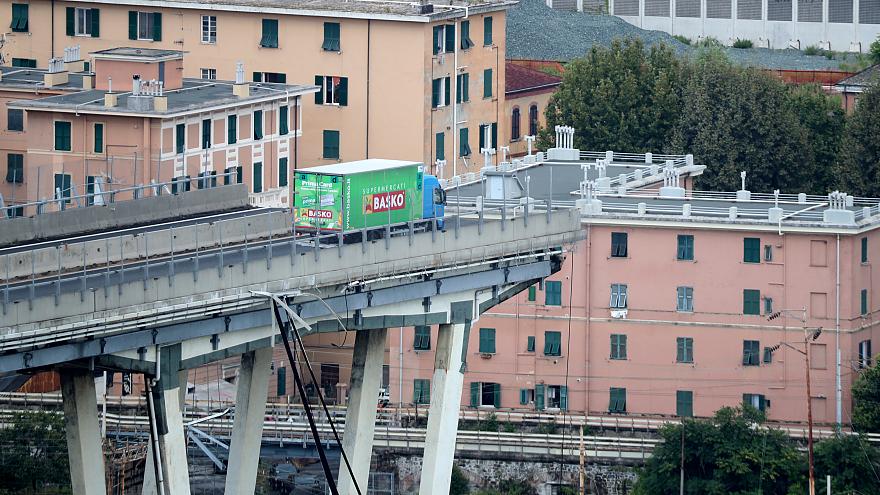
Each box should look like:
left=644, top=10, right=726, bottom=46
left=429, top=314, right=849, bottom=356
left=504, top=62, right=560, bottom=157
left=0, top=0, right=512, bottom=181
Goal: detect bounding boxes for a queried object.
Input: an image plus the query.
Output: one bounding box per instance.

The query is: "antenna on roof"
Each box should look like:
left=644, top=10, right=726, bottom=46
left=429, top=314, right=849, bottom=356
left=235, top=61, right=245, bottom=85
left=740, top=171, right=747, bottom=192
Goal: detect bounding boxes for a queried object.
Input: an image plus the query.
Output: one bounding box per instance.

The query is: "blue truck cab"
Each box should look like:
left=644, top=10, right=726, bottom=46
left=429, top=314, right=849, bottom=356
left=422, top=174, right=446, bottom=230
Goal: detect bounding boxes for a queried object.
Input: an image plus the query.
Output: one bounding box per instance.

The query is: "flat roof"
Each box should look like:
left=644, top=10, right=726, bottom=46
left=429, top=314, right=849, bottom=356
left=91, top=47, right=186, bottom=62
left=0, top=67, right=89, bottom=92
left=304, top=159, right=422, bottom=175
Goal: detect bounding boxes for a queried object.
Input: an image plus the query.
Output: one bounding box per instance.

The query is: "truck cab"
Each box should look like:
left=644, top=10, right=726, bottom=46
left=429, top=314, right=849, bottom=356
left=422, top=174, right=446, bottom=229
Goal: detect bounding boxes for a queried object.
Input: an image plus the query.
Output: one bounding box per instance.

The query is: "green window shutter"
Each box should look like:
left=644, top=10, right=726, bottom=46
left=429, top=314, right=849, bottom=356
left=519, top=389, right=528, bottom=405
left=11, top=4, right=28, bottom=32
left=862, top=237, right=868, bottom=263
left=227, top=115, right=237, bottom=144
left=676, top=391, right=693, bottom=417
left=90, top=9, right=100, bottom=37
left=526, top=335, right=535, bottom=352
left=152, top=12, right=162, bottom=41
left=94, top=123, right=103, bottom=153
left=315, top=75, right=324, bottom=104
left=459, top=127, right=470, bottom=156
left=493, top=383, right=501, bottom=408
left=236, top=166, right=243, bottom=184
left=54, top=121, right=71, bottom=151
left=414, top=326, right=431, bottom=350
left=470, top=382, right=479, bottom=407
left=677, top=234, right=694, bottom=260
left=560, top=386, right=568, bottom=411
left=462, top=73, right=469, bottom=101
left=128, top=11, right=137, bottom=40
left=66, top=7, right=75, bottom=36
left=444, top=23, right=455, bottom=52
left=201, top=119, right=211, bottom=149
left=86, top=176, right=95, bottom=205
left=435, top=132, right=444, bottom=161
left=483, top=68, right=492, bottom=98
left=535, top=384, right=545, bottom=410
left=6, top=154, right=23, bottom=183
left=763, top=346, right=773, bottom=364
left=279, top=106, right=289, bottom=136
left=277, top=367, right=286, bottom=396
left=253, top=162, right=263, bottom=193
left=322, top=22, right=340, bottom=51
left=254, top=110, right=263, bottom=140
left=743, top=237, right=760, bottom=263
left=861, top=289, right=868, bottom=316
left=479, top=328, right=495, bottom=353
left=743, top=289, right=761, bottom=315
left=742, top=340, right=759, bottom=365
left=323, top=130, right=340, bottom=159
left=432, top=26, right=441, bottom=55
left=544, top=331, right=561, bottom=356
left=479, top=124, right=486, bottom=150
left=431, top=78, right=440, bottom=108
left=444, top=76, right=451, bottom=107
left=338, top=77, right=348, bottom=106
left=545, top=281, right=562, bottom=306
left=278, top=157, right=288, bottom=188
left=483, top=16, right=492, bottom=45
left=528, top=286, right=536, bottom=301
left=260, top=19, right=278, bottom=48
left=491, top=122, right=497, bottom=148
left=175, top=123, right=185, bottom=153
left=55, top=173, right=72, bottom=202
left=461, top=20, right=473, bottom=49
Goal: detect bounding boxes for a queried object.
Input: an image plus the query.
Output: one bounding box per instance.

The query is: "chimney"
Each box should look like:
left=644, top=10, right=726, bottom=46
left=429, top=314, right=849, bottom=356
left=128, top=76, right=164, bottom=111
left=63, top=45, right=85, bottom=73
left=44, top=57, right=69, bottom=87
left=233, top=61, right=249, bottom=98
left=81, top=73, right=94, bottom=90
left=104, top=76, right=117, bottom=107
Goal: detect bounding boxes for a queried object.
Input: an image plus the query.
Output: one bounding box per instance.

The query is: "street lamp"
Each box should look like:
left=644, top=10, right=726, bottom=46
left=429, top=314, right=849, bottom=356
left=767, top=308, right=822, bottom=495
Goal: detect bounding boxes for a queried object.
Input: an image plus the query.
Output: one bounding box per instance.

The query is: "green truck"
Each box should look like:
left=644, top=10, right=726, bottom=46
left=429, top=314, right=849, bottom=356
left=293, top=159, right=446, bottom=234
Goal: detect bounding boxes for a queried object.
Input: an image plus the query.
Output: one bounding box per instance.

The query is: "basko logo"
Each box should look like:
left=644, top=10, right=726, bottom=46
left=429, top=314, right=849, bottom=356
left=305, top=209, right=334, bottom=219
left=365, top=190, right=406, bottom=213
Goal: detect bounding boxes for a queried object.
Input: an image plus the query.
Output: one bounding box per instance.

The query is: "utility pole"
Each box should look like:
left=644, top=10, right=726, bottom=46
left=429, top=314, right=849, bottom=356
left=679, top=420, right=685, bottom=495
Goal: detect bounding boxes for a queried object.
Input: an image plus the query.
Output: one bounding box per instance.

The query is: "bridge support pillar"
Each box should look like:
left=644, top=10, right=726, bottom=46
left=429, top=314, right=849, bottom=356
left=224, top=346, right=273, bottom=495
left=338, top=327, right=388, bottom=494
left=60, top=369, right=107, bottom=495
left=154, top=383, right=191, bottom=494
left=418, top=322, right=469, bottom=495
left=143, top=370, right=187, bottom=495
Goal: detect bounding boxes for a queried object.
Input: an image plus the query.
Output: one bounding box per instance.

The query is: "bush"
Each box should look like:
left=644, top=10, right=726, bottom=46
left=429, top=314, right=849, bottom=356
left=503, top=422, right=517, bottom=433
left=694, top=36, right=723, bottom=48
left=673, top=34, right=691, bottom=45
left=449, top=465, right=470, bottom=495
left=871, top=35, right=880, bottom=64
left=732, top=38, right=754, bottom=49
left=537, top=420, right=558, bottom=435
left=804, top=45, right=821, bottom=56
left=479, top=412, right=499, bottom=432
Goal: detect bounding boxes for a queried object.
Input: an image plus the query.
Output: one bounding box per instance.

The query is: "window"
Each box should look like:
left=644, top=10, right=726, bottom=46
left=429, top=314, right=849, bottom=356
left=85, top=176, right=97, bottom=205
left=260, top=19, right=278, bottom=48
left=535, top=384, right=566, bottom=410
left=323, top=130, right=340, bottom=159
left=431, top=24, right=455, bottom=55
left=528, top=105, right=538, bottom=136
left=175, top=123, right=185, bottom=154
left=526, top=335, right=535, bottom=352
left=742, top=340, right=760, bottom=366
left=94, top=123, right=104, bottom=154
left=200, top=68, right=217, bottom=80
left=460, top=20, right=474, bottom=49
left=478, top=123, right=498, bottom=151
left=527, top=286, right=536, bottom=301
left=435, top=132, right=444, bottom=161
left=743, top=393, right=767, bottom=412
left=677, top=287, right=694, bottom=312
left=413, top=379, right=430, bottom=404
left=11, top=58, right=36, bottom=68
left=479, top=327, right=496, bottom=354
left=459, top=128, right=471, bottom=156
left=861, top=289, right=868, bottom=316
left=743, top=237, right=761, bottom=263
left=511, top=107, right=521, bottom=140
left=66, top=7, right=99, bottom=37
left=320, top=363, right=339, bottom=398
left=11, top=3, right=28, bottom=32
left=544, top=330, right=562, bottom=356
left=676, top=390, right=693, bottom=417
left=609, top=387, right=626, bottom=413
left=196, top=171, right=217, bottom=189
left=253, top=162, right=263, bottom=193
left=277, top=366, right=286, bottom=396
left=431, top=77, right=451, bottom=109
left=764, top=244, right=773, bottom=262
left=54, top=173, right=72, bottom=203
left=253, top=110, right=263, bottom=140
left=6, top=154, right=23, bottom=183
left=764, top=296, right=773, bottom=315
left=54, top=121, right=72, bottom=151
left=862, top=237, right=869, bottom=263
left=610, top=284, right=628, bottom=309
left=677, top=337, right=694, bottom=363
left=7, top=109, right=23, bottom=132
left=129, top=11, right=161, bottom=41
left=322, top=22, right=340, bottom=51
left=743, top=289, right=761, bottom=315
left=227, top=115, right=237, bottom=144
left=253, top=72, right=287, bottom=84
left=483, top=68, right=493, bottom=98
left=858, top=340, right=872, bottom=368
left=610, top=334, right=627, bottom=360
left=201, top=119, right=212, bottom=149
left=171, top=176, right=191, bottom=194
left=763, top=346, right=774, bottom=364
left=677, top=234, right=694, bottom=260
left=456, top=73, right=469, bottom=103
left=545, top=280, right=562, bottom=306
left=278, top=157, right=288, bottom=187
left=278, top=105, right=289, bottom=136
left=483, top=16, right=493, bottom=45
left=201, top=15, right=216, bottom=43
left=315, top=76, right=348, bottom=106
left=611, top=232, right=628, bottom=257
left=414, top=326, right=431, bottom=350
left=224, top=166, right=239, bottom=185
left=470, top=382, right=500, bottom=407
left=519, top=388, right=533, bottom=405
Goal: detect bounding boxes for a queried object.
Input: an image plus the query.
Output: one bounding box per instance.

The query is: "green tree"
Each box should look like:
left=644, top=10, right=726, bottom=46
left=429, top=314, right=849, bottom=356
left=449, top=464, right=470, bottom=495
left=668, top=51, right=816, bottom=194
left=783, top=84, right=846, bottom=195
left=0, top=411, right=71, bottom=494
left=812, top=435, right=880, bottom=494
left=539, top=38, right=685, bottom=153
left=852, top=360, right=880, bottom=433
left=870, top=36, right=880, bottom=65
left=633, top=406, right=803, bottom=495
left=835, top=84, right=880, bottom=197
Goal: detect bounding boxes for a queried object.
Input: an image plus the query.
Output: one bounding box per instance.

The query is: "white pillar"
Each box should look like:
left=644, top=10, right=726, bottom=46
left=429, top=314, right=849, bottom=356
left=157, top=385, right=191, bottom=495
left=60, top=370, right=107, bottom=495
left=143, top=370, right=188, bottom=495
left=338, top=328, right=388, bottom=494
left=418, top=322, right=468, bottom=495
left=224, top=346, right=273, bottom=495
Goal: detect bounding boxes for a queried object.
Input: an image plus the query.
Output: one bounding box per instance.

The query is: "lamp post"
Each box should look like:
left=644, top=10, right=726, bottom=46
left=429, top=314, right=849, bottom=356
left=767, top=308, right=821, bottom=495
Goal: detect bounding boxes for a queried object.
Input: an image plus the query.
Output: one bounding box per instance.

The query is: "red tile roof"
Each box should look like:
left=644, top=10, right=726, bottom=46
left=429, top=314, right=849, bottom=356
left=505, top=62, right=562, bottom=95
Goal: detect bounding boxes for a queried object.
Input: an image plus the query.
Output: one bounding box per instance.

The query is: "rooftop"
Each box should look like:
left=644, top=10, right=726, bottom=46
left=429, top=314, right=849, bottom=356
left=836, top=64, right=880, bottom=91
left=91, top=47, right=186, bottom=62
left=304, top=159, right=422, bottom=175
left=505, top=62, right=562, bottom=95
left=0, top=67, right=89, bottom=92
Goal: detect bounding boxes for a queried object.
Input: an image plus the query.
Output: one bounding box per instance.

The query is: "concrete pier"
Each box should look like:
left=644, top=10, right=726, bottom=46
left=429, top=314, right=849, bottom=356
left=61, top=370, right=107, bottom=495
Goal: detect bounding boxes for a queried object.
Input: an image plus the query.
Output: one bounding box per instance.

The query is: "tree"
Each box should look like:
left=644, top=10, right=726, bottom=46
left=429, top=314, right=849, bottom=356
left=633, top=406, right=803, bottom=495
left=449, top=464, right=470, bottom=495
left=852, top=360, right=880, bottom=433
left=538, top=38, right=685, bottom=153
left=870, top=36, right=880, bottom=65
left=812, top=435, right=880, bottom=494
left=0, top=411, right=71, bottom=494
left=835, top=84, right=880, bottom=197
left=783, top=84, right=846, bottom=195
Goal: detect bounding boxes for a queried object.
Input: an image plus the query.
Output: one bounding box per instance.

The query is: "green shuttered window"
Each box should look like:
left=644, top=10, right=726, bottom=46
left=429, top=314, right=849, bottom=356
left=609, top=387, right=626, bottom=413
left=742, top=340, right=760, bottom=366
left=743, top=289, right=761, bottom=315
left=483, top=68, right=493, bottom=98
left=479, top=328, right=495, bottom=354
left=478, top=123, right=497, bottom=150
left=227, top=115, right=237, bottom=145
left=54, top=121, right=72, bottom=151
left=456, top=73, right=469, bottom=103
left=544, top=331, right=561, bottom=356
left=253, top=110, right=263, bottom=140
left=435, top=132, right=444, bottom=161
left=276, top=367, right=286, bottom=396
left=129, top=12, right=161, bottom=41
left=545, top=280, right=562, bottom=306
left=93, top=123, right=104, bottom=153
left=323, top=130, right=340, bottom=159
left=414, top=326, right=431, bottom=350
left=66, top=7, right=100, bottom=37
left=11, top=3, right=28, bottom=32
left=610, top=334, right=627, bottom=359
left=459, top=128, right=471, bottom=157
left=54, top=173, right=72, bottom=202
left=611, top=232, right=628, bottom=257
left=527, top=285, right=536, bottom=301
left=278, top=157, right=288, bottom=188
left=862, top=237, right=869, bottom=263
left=201, top=119, right=211, bottom=149
left=676, top=337, right=693, bottom=363
left=743, top=237, right=761, bottom=263
left=483, top=16, right=493, bottom=45
left=11, top=58, right=36, bottom=68
left=322, top=22, right=340, bottom=51
left=861, top=289, right=869, bottom=316
left=279, top=106, right=289, bottom=136
left=526, top=335, right=535, bottom=352
left=677, top=234, right=694, bottom=260
left=444, top=24, right=455, bottom=52
left=6, top=154, right=23, bottom=183
left=175, top=123, right=185, bottom=154
left=461, top=20, right=474, bottom=49
left=676, top=391, right=693, bottom=417
left=260, top=19, right=278, bottom=48
left=413, top=379, right=430, bottom=404
left=253, top=162, right=263, bottom=193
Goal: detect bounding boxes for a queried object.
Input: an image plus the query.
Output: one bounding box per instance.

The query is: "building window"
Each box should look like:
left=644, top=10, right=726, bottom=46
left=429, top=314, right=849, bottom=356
left=858, top=340, right=872, bottom=368
left=260, top=19, right=278, bottom=48
left=278, top=105, right=289, bottom=135
left=6, top=154, right=23, bottom=183
left=528, top=104, right=538, bottom=136
left=414, top=326, right=431, bottom=350
left=66, top=7, right=99, bottom=37
left=535, top=384, right=567, bottom=410
left=320, top=363, right=339, bottom=399
left=94, top=123, right=104, bottom=154
left=129, top=11, right=161, bottom=41
left=526, top=335, right=535, bottom=352
left=224, top=166, right=239, bottom=185
left=483, top=68, right=493, bottom=98
left=483, top=16, right=493, bottom=45
left=456, top=73, right=469, bottom=103
left=11, top=3, right=28, bottom=32
left=610, top=284, right=628, bottom=309
left=435, top=132, right=444, bottom=161
left=611, top=232, right=628, bottom=257
left=511, top=107, right=521, bottom=140
left=862, top=237, right=869, bottom=263
left=254, top=72, right=287, bottom=83
left=431, top=77, right=451, bottom=109
left=200, top=68, right=217, bottom=80
left=676, top=390, right=693, bottom=417
left=171, top=175, right=191, bottom=194
left=54, top=121, right=72, bottom=151
left=197, top=171, right=217, bottom=189
left=742, top=340, right=760, bottom=366
left=861, top=289, right=869, bottom=316
left=478, top=327, right=496, bottom=354
left=609, top=387, right=626, bottom=413
left=676, top=337, right=693, bottom=363
left=520, top=388, right=533, bottom=405
left=764, top=296, right=773, bottom=315
left=677, top=234, right=694, bottom=260
left=322, top=22, right=340, bottom=51
left=227, top=115, right=237, bottom=144
left=743, top=289, right=761, bottom=315
left=478, top=123, right=498, bottom=151
left=743, top=393, right=767, bottom=412
left=85, top=176, right=97, bottom=205
left=432, top=24, right=455, bottom=55
left=743, top=237, right=760, bottom=263
left=253, top=162, right=263, bottom=193
left=278, top=157, right=288, bottom=187
left=253, top=110, right=263, bottom=140
left=175, top=123, right=185, bottom=154
left=54, top=173, right=72, bottom=203
left=323, top=130, right=340, bottom=159
left=527, top=285, right=536, bottom=301
left=544, top=330, right=562, bottom=356
left=677, top=286, right=694, bottom=312
left=7, top=109, right=23, bottom=132
left=201, top=15, right=216, bottom=43
left=459, top=128, right=471, bottom=156
left=315, top=75, right=348, bottom=106
left=470, top=382, right=500, bottom=407
left=764, top=244, right=773, bottom=262
left=460, top=20, right=474, bottom=49
left=11, top=58, right=36, bottom=68
left=610, top=334, right=627, bottom=360
left=763, top=346, right=774, bottom=364
left=201, top=119, right=211, bottom=149
left=545, top=280, right=562, bottom=306
left=413, top=379, right=430, bottom=405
